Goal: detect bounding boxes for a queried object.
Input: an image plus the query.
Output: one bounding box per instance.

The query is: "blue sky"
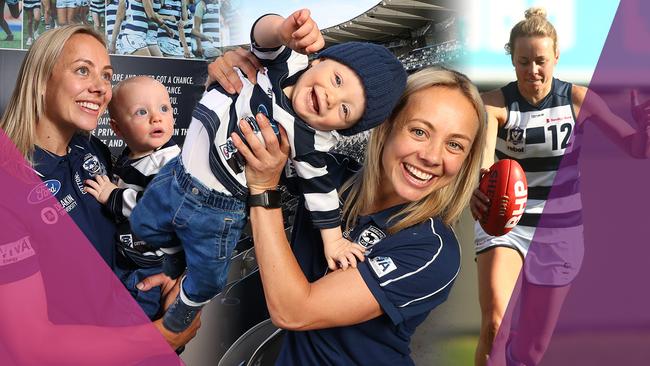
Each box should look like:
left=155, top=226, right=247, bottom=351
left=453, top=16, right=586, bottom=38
left=229, top=0, right=380, bottom=44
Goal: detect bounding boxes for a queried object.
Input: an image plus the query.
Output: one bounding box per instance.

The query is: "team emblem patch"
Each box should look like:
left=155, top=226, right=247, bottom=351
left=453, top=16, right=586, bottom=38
left=508, top=127, right=524, bottom=146
left=82, top=153, right=107, bottom=177
left=357, top=225, right=386, bottom=249
left=219, top=139, right=237, bottom=159
left=119, top=234, right=134, bottom=248
left=369, top=256, right=397, bottom=278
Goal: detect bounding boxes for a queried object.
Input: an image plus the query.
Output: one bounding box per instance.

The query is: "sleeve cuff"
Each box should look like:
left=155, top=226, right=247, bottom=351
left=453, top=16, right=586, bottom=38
left=357, top=261, right=404, bottom=325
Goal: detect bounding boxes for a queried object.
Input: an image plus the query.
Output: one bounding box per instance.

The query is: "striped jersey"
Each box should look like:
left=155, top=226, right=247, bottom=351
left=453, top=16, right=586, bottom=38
left=496, top=78, right=583, bottom=230
left=197, top=0, right=220, bottom=49
left=106, top=140, right=181, bottom=267
left=158, top=0, right=183, bottom=46
left=182, top=42, right=342, bottom=229
left=106, top=0, right=120, bottom=46
left=90, top=0, right=104, bottom=14
left=122, top=0, right=149, bottom=36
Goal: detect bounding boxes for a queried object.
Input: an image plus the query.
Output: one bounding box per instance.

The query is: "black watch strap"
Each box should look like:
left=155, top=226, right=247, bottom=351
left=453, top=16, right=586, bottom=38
left=247, top=189, right=282, bottom=208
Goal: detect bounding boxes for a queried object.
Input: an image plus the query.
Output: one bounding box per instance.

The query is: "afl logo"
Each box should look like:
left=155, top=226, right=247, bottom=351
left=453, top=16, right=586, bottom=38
left=28, top=179, right=61, bottom=204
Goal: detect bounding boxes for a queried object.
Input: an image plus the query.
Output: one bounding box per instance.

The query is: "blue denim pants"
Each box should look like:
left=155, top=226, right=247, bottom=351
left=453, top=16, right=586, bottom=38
left=114, top=264, right=164, bottom=319
left=130, top=157, right=246, bottom=304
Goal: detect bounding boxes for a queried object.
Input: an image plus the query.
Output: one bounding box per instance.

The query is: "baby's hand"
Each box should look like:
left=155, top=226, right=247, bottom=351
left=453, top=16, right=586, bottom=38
left=84, top=175, right=117, bottom=204
left=323, top=237, right=366, bottom=271
left=280, top=9, right=324, bottom=54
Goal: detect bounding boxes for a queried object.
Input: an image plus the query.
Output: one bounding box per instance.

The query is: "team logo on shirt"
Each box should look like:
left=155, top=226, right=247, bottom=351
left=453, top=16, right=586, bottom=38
left=27, top=179, right=61, bottom=204
left=369, top=256, right=397, bottom=278
left=508, top=127, right=524, bottom=146
left=357, top=225, right=386, bottom=250
left=82, top=153, right=107, bottom=177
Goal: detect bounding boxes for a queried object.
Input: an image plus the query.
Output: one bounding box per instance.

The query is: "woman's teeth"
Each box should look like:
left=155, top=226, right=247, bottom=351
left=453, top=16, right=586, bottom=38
left=404, top=163, right=433, bottom=181
left=77, top=101, right=100, bottom=111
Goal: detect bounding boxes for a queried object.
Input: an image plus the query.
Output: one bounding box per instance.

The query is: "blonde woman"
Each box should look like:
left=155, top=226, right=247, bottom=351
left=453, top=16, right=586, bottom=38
left=471, top=7, right=650, bottom=366
left=0, top=25, right=199, bottom=358
left=230, top=66, right=486, bottom=365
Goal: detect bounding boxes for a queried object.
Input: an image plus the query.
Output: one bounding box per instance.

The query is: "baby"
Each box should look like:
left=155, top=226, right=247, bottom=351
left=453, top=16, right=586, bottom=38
left=130, top=9, right=407, bottom=333
left=85, top=76, right=180, bottom=319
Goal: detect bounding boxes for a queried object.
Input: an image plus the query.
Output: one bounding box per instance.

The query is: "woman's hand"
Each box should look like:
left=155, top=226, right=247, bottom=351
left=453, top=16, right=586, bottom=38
left=470, top=169, right=490, bottom=221
left=84, top=175, right=117, bottom=205
left=137, top=273, right=200, bottom=349
left=206, top=48, right=263, bottom=94
left=230, top=113, right=290, bottom=194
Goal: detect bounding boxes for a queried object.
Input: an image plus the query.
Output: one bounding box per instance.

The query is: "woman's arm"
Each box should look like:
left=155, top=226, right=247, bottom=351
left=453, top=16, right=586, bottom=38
left=230, top=114, right=382, bottom=330
left=110, top=0, right=126, bottom=53
left=574, top=85, right=650, bottom=158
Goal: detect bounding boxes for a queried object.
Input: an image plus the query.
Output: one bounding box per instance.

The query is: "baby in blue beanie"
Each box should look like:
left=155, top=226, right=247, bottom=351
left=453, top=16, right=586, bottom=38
left=130, top=8, right=407, bottom=333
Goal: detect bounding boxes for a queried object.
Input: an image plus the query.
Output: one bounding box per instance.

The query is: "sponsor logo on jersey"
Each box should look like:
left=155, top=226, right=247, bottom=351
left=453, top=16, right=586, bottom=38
left=59, top=194, right=78, bottom=213
left=357, top=225, right=386, bottom=250
left=41, top=206, right=59, bottom=224
left=28, top=179, right=61, bottom=204
left=82, top=153, right=107, bottom=177
left=507, top=145, right=525, bottom=153
left=369, top=256, right=397, bottom=278
left=546, top=115, right=573, bottom=123
left=74, top=172, right=87, bottom=194
left=0, top=237, right=36, bottom=266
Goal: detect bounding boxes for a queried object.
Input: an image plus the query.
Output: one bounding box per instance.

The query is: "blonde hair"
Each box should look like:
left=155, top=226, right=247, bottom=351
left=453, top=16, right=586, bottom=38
left=341, top=67, right=487, bottom=233
left=505, top=7, right=558, bottom=56
left=0, top=25, right=106, bottom=166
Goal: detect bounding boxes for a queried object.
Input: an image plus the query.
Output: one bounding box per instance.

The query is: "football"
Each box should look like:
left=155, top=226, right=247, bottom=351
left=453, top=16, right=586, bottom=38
left=478, top=159, right=528, bottom=236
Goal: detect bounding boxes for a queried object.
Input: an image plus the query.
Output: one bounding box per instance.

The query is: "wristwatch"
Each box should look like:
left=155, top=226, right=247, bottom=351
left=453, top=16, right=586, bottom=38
left=247, top=189, right=282, bottom=208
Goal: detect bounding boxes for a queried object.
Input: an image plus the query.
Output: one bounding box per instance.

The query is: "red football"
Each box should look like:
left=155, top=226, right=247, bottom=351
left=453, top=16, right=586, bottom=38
left=478, top=159, right=528, bottom=236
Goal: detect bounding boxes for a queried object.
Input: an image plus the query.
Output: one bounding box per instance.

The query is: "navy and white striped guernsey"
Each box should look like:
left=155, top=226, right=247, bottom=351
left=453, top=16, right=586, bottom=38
left=105, top=0, right=120, bottom=46
left=158, top=0, right=183, bottom=46
left=106, top=140, right=180, bottom=267
left=122, top=0, right=149, bottom=37
left=90, top=0, right=104, bottom=15
left=198, top=0, right=220, bottom=49
left=182, top=37, right=343, bottom=229
left=496, top=78, right=583, bottom=230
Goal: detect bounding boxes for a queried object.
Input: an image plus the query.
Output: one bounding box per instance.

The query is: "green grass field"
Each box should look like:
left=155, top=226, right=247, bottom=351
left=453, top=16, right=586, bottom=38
left=438, top=336, right=476, bottom=365
left=0, top=36, right=22, bottom=49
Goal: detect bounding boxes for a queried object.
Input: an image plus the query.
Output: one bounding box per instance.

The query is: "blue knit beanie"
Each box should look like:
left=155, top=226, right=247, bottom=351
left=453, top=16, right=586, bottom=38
left=318, top=42, right=407, bottom=136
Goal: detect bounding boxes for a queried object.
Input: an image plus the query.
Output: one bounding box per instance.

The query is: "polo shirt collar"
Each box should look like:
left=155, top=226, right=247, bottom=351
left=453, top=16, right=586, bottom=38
left=358, top=203, right=408, bottom=229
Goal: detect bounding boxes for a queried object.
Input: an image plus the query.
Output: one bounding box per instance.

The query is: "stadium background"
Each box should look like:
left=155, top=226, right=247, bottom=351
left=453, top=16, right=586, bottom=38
left=0, top=0, right=634, bottom=365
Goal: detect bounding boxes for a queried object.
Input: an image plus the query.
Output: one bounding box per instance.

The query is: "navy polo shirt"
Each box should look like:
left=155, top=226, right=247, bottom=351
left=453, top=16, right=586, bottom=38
left=33, top=134, right=116, bottom=267
left=278, top=156, right=461, bottom=365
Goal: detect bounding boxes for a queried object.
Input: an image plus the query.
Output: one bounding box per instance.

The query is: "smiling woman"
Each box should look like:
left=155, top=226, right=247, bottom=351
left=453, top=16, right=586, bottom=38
left=0, top=25, right=199, bottom=361
left=1, top=25, right=116, bottom=262
left=226, top=66, right=487, bottom=365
